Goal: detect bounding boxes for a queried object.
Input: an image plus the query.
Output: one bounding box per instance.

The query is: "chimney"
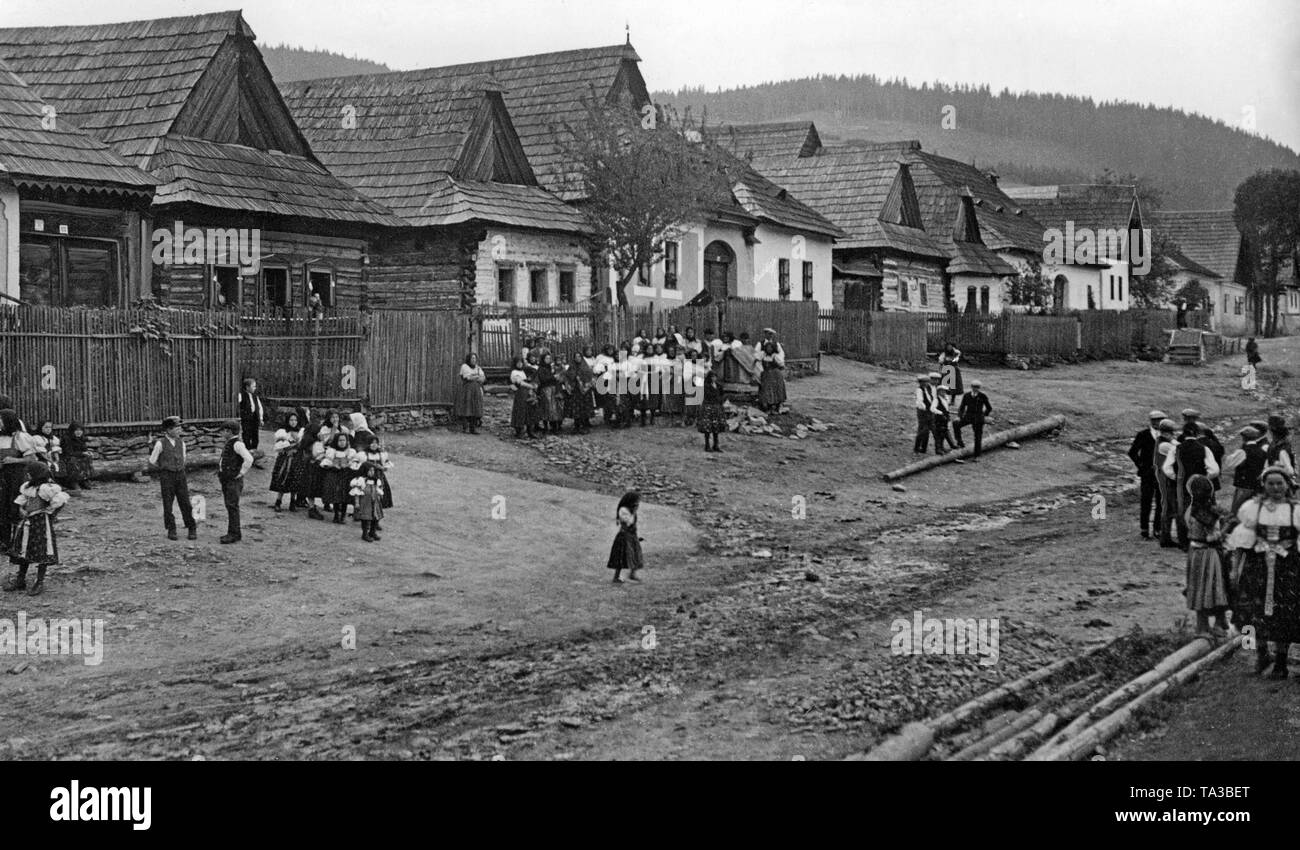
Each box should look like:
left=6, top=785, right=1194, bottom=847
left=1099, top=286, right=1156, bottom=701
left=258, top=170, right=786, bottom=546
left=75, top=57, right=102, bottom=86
left=985, top=169, right=1000, bottom=186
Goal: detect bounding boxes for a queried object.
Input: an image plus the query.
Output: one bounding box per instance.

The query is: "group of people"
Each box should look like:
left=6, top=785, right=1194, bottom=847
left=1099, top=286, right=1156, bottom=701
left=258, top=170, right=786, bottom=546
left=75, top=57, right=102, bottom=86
left=912, top=344, right=995, bottom=459
left=1129, top=407, right=1298, bottom=678
left=455, top=325, right=789, bottom=454
left=0, top=396, right=90, bottom=596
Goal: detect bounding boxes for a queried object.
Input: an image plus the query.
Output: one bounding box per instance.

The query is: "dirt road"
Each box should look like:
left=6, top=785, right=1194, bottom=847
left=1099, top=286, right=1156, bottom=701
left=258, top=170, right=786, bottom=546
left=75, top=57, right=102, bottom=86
left=1, top=337, right=1295, bottom=759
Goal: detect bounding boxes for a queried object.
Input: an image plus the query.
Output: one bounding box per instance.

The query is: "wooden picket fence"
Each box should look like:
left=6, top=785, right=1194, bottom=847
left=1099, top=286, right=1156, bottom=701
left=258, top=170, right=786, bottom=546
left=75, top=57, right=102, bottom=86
left=819, top=309, right=927, bottom=365
left=241, top=311, right=366, bottom=405
left=367, top=310, right=468, bottom=408
left=0, top=305, right=241, bottom=426
left=1004, top=314, right=1079, bottom=358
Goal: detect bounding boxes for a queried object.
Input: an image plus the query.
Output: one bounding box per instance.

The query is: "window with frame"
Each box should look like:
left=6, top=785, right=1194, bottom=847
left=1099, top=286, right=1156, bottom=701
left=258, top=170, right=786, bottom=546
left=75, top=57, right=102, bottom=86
left=529, top=268, right=548, bottom=304
left=664, top=241, right=679, bottom=290
left=1118, top=277, right=1123, bottom=301
left=20, top=236, right=120, bottom=307
left=262, top=268, right=289, bottom=312
left=558, top=269, right=575, bottom=303
left=980, top=285, right=990, bottom=314
left=308, top=269, right=334, bottom=308
left=919, top=277, right=928, bottom=307
left=802, top=261, right=814, bottom=300
left=212, top=266, right=240, bottom=308
left=1234, top=297, right=1243, bottom=316
left=497, top=267, right=515, bottom=303
left=778, top=258, right=791, bottom=300
left=639, top=260, right=652, bottom=288
left=899, top=276, right=910, bottom=304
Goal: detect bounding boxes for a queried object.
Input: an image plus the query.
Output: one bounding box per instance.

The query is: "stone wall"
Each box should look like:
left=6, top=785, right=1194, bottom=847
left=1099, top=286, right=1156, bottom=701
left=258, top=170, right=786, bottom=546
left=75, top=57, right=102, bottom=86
left=366, top=405, right=452, bottom=432
left=82, top=422, right=227, bottom=465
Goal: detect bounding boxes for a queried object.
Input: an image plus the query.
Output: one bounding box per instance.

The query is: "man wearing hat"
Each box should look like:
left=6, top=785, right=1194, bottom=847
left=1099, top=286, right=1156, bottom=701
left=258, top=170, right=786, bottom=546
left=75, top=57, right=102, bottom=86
left=147, top=416, right=197, bottom=541
left=1223, top=425, right=1268, bottom=513
left=1182, top=409, right=1224, bottom=476
left=217, top=419, right=255, bottom=544
left=1127, top=410, right=1167, bottom=539
left=1164, top=422, right=1220, bottom=549
left=1153, top=419, right=1180, bottom=547
left=957, top=380, right=993, bottom=459
left=913, top=375, right=935, bottom=454
left=928, top=372, right=954, bottom=454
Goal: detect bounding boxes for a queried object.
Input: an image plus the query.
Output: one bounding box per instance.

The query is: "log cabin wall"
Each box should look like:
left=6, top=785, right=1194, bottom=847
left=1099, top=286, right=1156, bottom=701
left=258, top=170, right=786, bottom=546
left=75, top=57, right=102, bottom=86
left=367, top=225, right=482, bottom=311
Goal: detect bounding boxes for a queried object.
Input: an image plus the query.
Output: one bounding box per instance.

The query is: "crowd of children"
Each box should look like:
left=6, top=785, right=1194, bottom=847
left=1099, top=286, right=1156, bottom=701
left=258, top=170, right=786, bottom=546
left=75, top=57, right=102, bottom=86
left=491, top=325, right=788, bottom=454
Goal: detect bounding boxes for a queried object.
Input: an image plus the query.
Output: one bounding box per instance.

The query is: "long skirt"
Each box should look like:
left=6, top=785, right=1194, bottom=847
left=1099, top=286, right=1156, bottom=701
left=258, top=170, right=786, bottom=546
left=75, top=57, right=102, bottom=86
left=1234, top=548, right=1300, bottom=644
left=0, top=461, right=27, bottom=549
left=606, top=526, right=644, bottom=572
left=759, top=367, right=787, bottom=409
left=511, top=387, right=538, bottom=431
left=453, top=380, right=484, bottom=421
left=320, top=467, right=352, bottom=508
left=1185, top=545, right=1230, bottom=612
left=9, top=513, right=58, bottom=566
left=291, top=454, right=322, bottom=499
left=378, top=470, right=394, bottom=509
left=697, top=402, right=727, bottom=434
left=60, top=454, right=94, bottom=485
left=538, top=385, right=563, bottom=423
left=269, top=449, right=300, bottom=493
left=353, top=491, right=384, bottom=522
left=566, top=387, right=595, bottom=422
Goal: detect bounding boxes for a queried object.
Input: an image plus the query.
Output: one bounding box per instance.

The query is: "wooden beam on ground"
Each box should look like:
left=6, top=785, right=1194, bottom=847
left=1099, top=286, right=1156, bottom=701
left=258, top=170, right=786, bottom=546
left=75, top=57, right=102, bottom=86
left=882, top=414, right=1066, bottom=482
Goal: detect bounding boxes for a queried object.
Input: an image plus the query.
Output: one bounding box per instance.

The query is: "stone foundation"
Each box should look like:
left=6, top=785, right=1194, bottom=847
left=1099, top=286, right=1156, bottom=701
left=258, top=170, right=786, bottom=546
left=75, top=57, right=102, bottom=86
left=82, top=422, right=227, bottom=464
left=366, top=405, right=452, bottom=432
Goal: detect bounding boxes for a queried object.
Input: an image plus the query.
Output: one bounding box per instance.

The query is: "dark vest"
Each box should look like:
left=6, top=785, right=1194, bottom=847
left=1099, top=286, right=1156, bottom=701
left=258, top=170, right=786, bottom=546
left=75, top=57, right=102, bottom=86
left=218, top=437, right=243, bottom=482
left=1266, top=438, right=1293, bottom=468
left=1234, top=441, right=1267, bottom=489
left=1176, top=439, right=1207, bottom=479
left=155, top=437, right=185, bottom=472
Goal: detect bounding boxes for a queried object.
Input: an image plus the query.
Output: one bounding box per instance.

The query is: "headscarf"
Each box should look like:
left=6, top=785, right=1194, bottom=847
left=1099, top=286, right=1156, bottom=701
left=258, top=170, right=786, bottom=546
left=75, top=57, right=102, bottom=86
left=64, top=422, right=88, bottom=454
left=1187, top=474, right=1219, bottom=529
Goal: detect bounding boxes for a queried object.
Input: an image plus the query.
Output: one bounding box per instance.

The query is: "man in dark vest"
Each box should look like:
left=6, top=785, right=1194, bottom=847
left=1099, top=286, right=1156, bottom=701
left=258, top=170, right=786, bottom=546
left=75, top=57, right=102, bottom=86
left=928, top=372, right=953, bottom=455
left=1153, top=419, right=1180, bottom=547
left=957, top=380, right=994, bottom=459
left=913, top=375, right=933, bottom=454
left=1181, top=408, right=1224, bottom=476
left=147, top=416, right=197, bottom=541
left=218, top=419, right=254, bottom=544
left=1227, top=426, right=1268, bottom=513
left=1127, top=409, right=1166, bottom=539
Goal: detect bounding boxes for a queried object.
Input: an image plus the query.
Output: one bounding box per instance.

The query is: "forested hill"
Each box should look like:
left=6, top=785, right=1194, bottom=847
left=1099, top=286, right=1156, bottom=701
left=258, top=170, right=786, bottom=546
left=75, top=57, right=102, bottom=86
left=260, top=44, right=391, bottom=83
left=655, top=76, right=1300, bottom=209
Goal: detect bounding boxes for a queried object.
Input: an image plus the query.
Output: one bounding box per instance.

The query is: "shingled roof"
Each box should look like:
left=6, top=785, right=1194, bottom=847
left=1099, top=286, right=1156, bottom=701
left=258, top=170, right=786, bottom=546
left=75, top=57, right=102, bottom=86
left=753, top=145, right=946, bottom=259
left=1150, top=210, right=1243, bottom=281
left=0, top=12, right=401, bottom=226
left=1001, top=184, right=1143, bottom=253
left=728, top=159, right=844, bottom=239
left=714, top=121, right=822, bottom=161
left=279, top=74, right=587, bottom=232
left=295, top=44, right=648, bottom=200
left=0, top=57, right=154, bottom=195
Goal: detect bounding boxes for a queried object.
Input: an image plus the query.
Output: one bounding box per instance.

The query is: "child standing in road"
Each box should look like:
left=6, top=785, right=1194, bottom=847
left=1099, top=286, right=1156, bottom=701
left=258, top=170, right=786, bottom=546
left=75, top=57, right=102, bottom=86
left=697, top=370, right=727, bottom=453
left=349, top=462, right=385, bottom=542
left=607, top=490, right=644, bottom=584
left=3, top=461, right=69, bottom=596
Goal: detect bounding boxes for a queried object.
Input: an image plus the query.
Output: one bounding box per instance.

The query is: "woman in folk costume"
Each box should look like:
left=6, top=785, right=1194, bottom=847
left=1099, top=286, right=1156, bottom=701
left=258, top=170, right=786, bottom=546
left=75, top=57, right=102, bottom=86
left=269, top=410, right=305, bottom=512
left=358, top=433, right=394, bottom=520
left=616, top=341, right=638, bottom=429
left=0, top=409, right=35, bottom=549
left=683, top=349, right=705, bottom=427
left=509, top=356, right=539, bottom=439
left=59, top=422, right=94, bottom=490
left=3, top=461, right=69, bottom=596
left=536, top=352, right=563, bottom=433
left=319, top=432, right=358, bottom=524
left=1182, top=474, right=1231, bottom=636
left=938, top=342, right=964, bottom=398
left=1231, top=466, right=1300, bottom=678
left=659, top=343, right=686, bottom=427
left=757, top=341, right=788, bottom=413
left=593, top=344, right=617, bottom=426
left=317, top=409, right=349, bottom=446
left=349, top=461, right=385, bottom=543
left=27, top=421, right=61, bottom=474
left=642, top=343, right=666, bottom=426
left=697, top=370, right=727, bottom=453
left=294, top=425, right=327, bottom=520
left=454, top=352, right=487, bottom=434
left=607, top=490, right=645, bottom=584
left=682, top=326, right=703, bottom=357
left=564, top=352, right=596, bottom=434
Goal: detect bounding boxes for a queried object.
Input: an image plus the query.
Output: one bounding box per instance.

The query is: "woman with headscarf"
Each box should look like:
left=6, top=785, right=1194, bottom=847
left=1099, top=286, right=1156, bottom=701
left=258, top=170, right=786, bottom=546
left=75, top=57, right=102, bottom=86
left=606, top=490, right=644, bottom=584
left=454, top=352, right=486, bottom=434
left=536, top=352, right=562, bottom=434
left=564, top=352, right=595, bottom=434
left=59, top=422, right=94, bottom=491
left=269, top=410, right=305, bottom=512
left=1232, top=466, right=1300, bottom=678
left=509, top=356, right=539, bottom=439
left=293, top=424, right=327, bottom=520
left=938, top=342, right=964, bottom=398
left=757, top=341, right=788, bottom=413
left=593, top=344, right=618, bottom=426
left=1183, top=474, right=1230, bottom=636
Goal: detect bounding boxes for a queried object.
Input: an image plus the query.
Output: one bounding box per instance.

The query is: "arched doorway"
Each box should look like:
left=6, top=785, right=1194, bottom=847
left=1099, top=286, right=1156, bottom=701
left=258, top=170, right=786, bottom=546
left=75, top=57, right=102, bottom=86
left=703, top=241, right=736, bottom=302
left=1053, top=274, right=1069, bottom=313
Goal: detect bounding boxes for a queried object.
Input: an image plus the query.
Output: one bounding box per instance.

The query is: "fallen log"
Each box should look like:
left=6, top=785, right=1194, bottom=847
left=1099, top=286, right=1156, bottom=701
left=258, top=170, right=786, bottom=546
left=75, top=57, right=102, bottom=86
left=854, top=641, right=1110, bottom=761
left=89, top=452, right=223, bottom=482
left=1040, top=636, right=1242, bottom=761
left=1026, top=636, right=1213, bottom=760
left=882, top=414, right=1067, bottom=481
left=980, top=678, right=1107, bottom=761
left=950, top=673, right=1103, bottom=761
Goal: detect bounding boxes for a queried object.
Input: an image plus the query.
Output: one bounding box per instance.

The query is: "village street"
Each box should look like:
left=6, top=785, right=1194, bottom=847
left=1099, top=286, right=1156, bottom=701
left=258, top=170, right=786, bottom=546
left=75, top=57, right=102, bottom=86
left=0, top=341, right=1296, bottom=760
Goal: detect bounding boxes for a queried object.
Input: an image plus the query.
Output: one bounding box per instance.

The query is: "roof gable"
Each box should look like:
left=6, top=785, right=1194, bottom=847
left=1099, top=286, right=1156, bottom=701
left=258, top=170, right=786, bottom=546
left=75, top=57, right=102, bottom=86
left=881, top=163, right=924, bottom=229
left=715, top=121, right=823, bottom=161
left=1003, top=184, right=1142, bottom=238
left=1151, top=209, right=1245, bottom=282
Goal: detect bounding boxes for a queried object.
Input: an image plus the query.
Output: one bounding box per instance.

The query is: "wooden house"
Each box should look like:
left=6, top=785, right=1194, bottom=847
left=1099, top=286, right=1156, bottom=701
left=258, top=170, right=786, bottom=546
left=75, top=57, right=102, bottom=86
left=0, top=57, right=156, bottom=305
left=1151, top=209, right=1255, bottom=335
left=0, top=12, right=403, bottom=312
left=1002, top=184, right=1144, bottom=312
left=280, top=75, right=592, bottom=309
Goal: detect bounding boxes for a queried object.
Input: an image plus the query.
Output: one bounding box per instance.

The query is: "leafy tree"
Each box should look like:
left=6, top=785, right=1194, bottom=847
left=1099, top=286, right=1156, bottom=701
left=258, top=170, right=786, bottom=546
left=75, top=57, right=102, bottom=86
left=555, top=100, right=738, bottom=308
left=1234, top=168, right=1300, bottom=336
left=1130, top=229, right=1180, bottom=308
left=1175, top=278, right=1211, bottom=311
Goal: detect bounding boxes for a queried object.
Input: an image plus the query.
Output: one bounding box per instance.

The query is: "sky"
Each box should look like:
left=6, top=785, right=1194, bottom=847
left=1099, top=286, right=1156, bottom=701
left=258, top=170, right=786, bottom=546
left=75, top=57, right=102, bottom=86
left=4, top=0, right=1298, bottom=152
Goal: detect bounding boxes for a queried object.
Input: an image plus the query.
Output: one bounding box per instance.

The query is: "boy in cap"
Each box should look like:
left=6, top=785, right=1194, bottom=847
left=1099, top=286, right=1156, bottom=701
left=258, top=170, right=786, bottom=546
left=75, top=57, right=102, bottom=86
left=913, top=375, right=934, bottom=454
left=147, top=416, right=197, bottom=541
left=1182, top=408, right=1224, bottom=471
left=217, top=419, right=255, bottom=544
left=927, top=372, right=952, bottom=455
left=1127, top=410, right=1167, bottom=539
left=957, top=380, right=994, bottom=459
left=1224, top=426, right=1268, bottom=513
left=1154, top=419, right=1180, bottom=547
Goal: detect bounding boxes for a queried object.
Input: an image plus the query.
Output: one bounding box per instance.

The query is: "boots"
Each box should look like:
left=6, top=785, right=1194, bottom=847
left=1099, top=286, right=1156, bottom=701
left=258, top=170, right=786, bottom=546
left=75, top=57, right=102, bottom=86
left=3, top=566, right=27, bottom=592
left=308, top=505, right=324, bottom=520
left=27, top=566, right=46, bottom=596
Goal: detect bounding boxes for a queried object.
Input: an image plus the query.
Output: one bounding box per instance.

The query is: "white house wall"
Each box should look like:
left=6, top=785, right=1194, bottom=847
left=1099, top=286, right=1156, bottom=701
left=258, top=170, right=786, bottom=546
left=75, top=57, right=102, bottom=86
left=475, top=225, right=592, bottom=305
left=0, top=184, right=17, bottom=302
left=749, top=223, right=834, bottom=307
